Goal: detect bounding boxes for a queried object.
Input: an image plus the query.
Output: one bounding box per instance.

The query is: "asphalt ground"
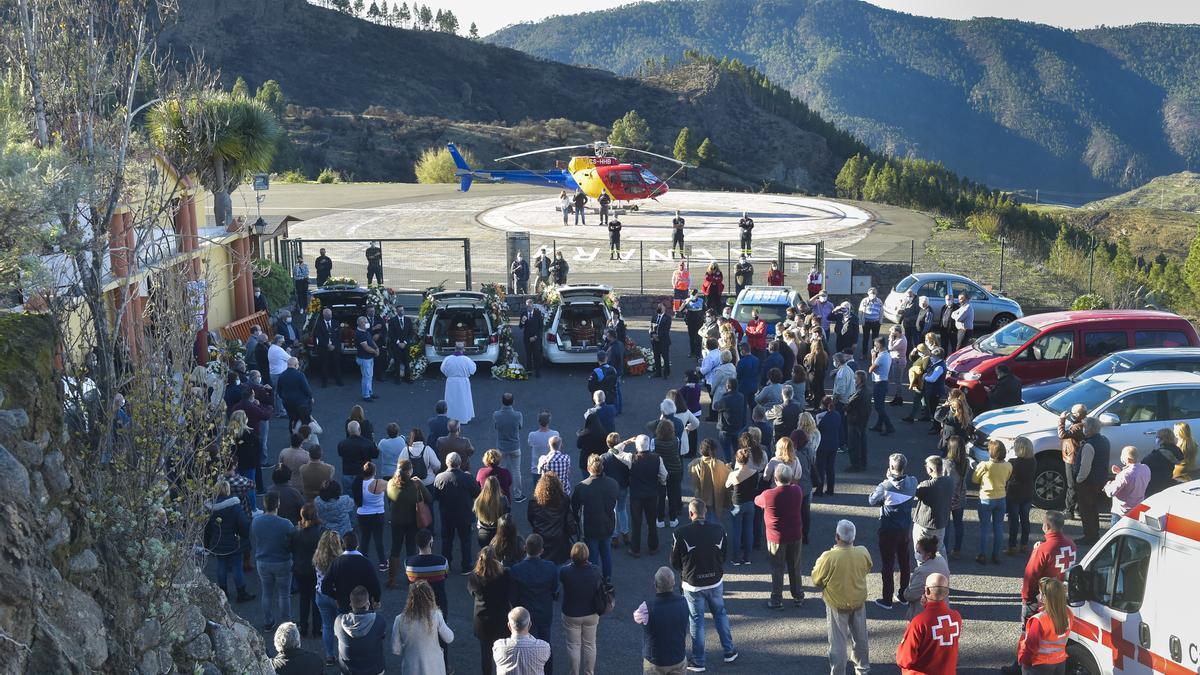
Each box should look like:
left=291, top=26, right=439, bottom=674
left=215, top=316, right=1090, bottom=674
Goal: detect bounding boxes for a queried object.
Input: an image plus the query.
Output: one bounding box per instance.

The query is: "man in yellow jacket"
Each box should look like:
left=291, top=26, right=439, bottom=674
left=812, top=519, right=873, bottom=675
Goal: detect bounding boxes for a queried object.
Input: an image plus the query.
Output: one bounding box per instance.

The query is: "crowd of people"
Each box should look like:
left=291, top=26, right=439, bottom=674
left=204, top=275, right=1200, bottom=675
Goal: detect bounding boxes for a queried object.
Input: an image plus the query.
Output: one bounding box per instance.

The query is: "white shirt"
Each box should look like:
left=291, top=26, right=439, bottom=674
left=871, top=351, right=892, bottom=383
left=267, top=344, right=290, bottom=376
left=833, top=364, right=855, bottom=402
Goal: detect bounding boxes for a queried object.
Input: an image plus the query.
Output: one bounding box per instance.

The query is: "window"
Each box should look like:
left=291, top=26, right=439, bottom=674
left=1087, top=535, right=1152, bottom=613
left=976, top=321, right=1039, bottom=356
left=895, top=275, right=918, bottom=292
left=1083, top=331, right=1129, bottom=358
left=917, top=280, right=947, bottom=298
left=1042, top=378, right=1118, bottom=416
left=1159, top=361, right=1200, bottom=374
left=1107, top=390, right=1162, bottom=424
left=951, top=281, right=987, bottom=301
left=1019, top=331, right=1074, bottom=361
left=1134, top=330, right=1190, bottom=348
left=1165, top=388, right=1200, bottom=420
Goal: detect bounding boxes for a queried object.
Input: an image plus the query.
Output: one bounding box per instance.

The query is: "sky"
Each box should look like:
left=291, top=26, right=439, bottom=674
left=435, top=0, right=1200, bottom=36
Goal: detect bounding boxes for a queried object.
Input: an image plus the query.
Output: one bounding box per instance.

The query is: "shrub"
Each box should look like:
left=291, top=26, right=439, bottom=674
left=414, top=146, right=478, bottom=184
left=252, top=259, right=292, bottom=311
left=277, top=170, right=307, bottom=184
left=1071, top=294, right=1109, bottom=311
left=967, top=211, right=1003, bottom=241
left=316, top=168, right=341, bottom=184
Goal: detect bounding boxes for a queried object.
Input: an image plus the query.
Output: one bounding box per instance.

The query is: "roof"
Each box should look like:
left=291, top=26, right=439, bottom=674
left=736, top=286, right=796, bottom=304
left=1086, top=370, right=1200, bottom=389
left=557, top=284, right=612, bottom=295
left=431, top=290, right=487, bottom=306
left=1123, top=481, right=1200, bottom=543
left=1019, top=309, right=1187, bottom=330
left=903, top=272, right=973, bottom=282
left=1108, top=347, right=1200, bottom=363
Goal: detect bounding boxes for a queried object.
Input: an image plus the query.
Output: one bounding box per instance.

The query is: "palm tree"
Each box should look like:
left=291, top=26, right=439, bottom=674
left=147, top=91, right=280, bottom=228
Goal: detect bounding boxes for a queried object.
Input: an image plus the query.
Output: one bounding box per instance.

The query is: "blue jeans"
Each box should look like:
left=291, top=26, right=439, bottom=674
left=978, top=497, right=1007, bottom=558
left=683, top=583, right=736, bottom=667
left=257, top=560, right=292, bottom=624
left=356, top=356, right=374, bottom=399
left=947, top=507, right=965, bottom=552
left=615, top=487, right=630, bottom=535
left=719, top=431, right=738, bottom=463
left=316, top=592, right=338, bottom=658
left=871, top=381, right=893, bottom=431
left=586, top=537, right=612, bottom=581
left=731, top=504, right=755, bottom=560
left=214, top=553, right=245, bottom=591
left=1007, top=498, right=1033, bottom=548
left=238, top=468, right=258, bottom=510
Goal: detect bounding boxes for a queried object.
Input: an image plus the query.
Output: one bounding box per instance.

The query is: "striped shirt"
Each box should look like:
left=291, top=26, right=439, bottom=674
left=405, top=553, right=450, bottom=609
left=492, top=634, right=551, bottom=675
left=537, top=450, right=573, bottom=496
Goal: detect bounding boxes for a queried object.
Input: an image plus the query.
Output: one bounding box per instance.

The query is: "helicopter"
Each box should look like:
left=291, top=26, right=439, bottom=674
left=447, top=141, right=692, bottom=209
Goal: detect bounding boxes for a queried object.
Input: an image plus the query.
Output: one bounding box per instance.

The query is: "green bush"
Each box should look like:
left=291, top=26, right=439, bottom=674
left=252, top=259, right=292, bottom=311
left=277, top=170, right=307, bottom=184
left=316, top=168, right=341, bottom=184
left=414, top=146, right=478, bottom=184
left=1071, top=293, right=1109, bottom=310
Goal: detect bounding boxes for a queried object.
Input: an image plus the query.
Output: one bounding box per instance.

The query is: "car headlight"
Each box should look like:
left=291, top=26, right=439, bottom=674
left=960, top=371, right=982, bottom=381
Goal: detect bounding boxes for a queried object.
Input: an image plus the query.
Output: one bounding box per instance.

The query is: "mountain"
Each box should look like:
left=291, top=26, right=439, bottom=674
left=1083, top=171, right=1200, bottom=212
left=162, top=0, right=862, bottom=190
left=487, top=0, right=1200, bottom=197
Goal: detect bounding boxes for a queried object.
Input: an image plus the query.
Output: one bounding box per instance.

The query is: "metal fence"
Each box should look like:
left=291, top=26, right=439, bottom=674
left=280, top=237, right=471, bottom=292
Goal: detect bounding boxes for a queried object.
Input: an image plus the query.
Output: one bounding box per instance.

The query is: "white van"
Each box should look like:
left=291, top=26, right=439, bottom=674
left=1065, top=480, right=1200, bottom=674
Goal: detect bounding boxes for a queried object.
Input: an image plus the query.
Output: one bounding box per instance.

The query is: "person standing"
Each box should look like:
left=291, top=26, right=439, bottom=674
left=334, top=585, right=388, bottom=675
left=468, top=546, right=513, bottom=675
left=684, top=292, right=705, bottom=358
left=276, top=357, right=314, bottom=432
left=634, top=566, right=689, bottom=675
left=551, top=251, right=569, bottom=286
left=1007, top=437, right=1038, bottom=554
left=671, top=260, right=691, bottom=314
left=950, top=293, right=973, bottom=351
left=356, top=462, right=390, bottom=572
left=690, top=439, right=732, bottom=527
left=938, top=294, right=958, bottom=355
left=572, top=190, right=588, bottom=226
left=766, top=261, right=784, bottom=286
left=519, top=299, right=544, bottom=378
left=913, top=454, right=953, bottom=558
left=571, top=455, right=619, bottom=582
left=670, top=500, right=738, bottom=671
left=1142, top=427, right=1185, bottom=497
left=902, top=536, right=951, bottom=619
left=559, top=190, right=572, bottom=226
left=988, top=364, right=1023, bottom=410
left=915, top=295, right=936, bottom=346
left=392, top=580, right=455, bottom=675
left=712, top=377, right=746, bottom=463
left=868, top=454, right=918, bottom=610
left=433, top=453, right=481, bottom=575
left=271, top=622, right=325, bottom=675
left=1072, top=417, right=1108, bottom=546
left=203, top=479, right=255, bottom=604
left=627, top=435, right=668, bottom=557
left=337, top=421, right=378, bottom=496
left=321, top=531, right=382, bottom=614
left=671, top=210, right=686, bottom=259
left=897, top=290, right=919, bottom=359
left=812, top=519, right=872, bottom=675
left=1016, top=579, right=1072, bottom=675
left=756, top=464, right=805, bottom=609
left=869, top=337, right=895, bottom=435
left=528, top=472, right=575, bottom=565
left=528, top=411, right=561, bottom=486
left=292, top=256, right=310, bottom=309
left=598, top=191, right=612, bottom=226
left=440, top=347, right=477, bottom=425
left=313, top=308, right=344, bottom=387
left=973, top=440, right=1013, bottom=563
left=734, top=255, right=753, bottom=295
left=1057, top=404, right=1087, bottom=520
left=858, top=288, right=883, bottom=358
left=608, top=218, right=623, bottom=259
left=387, top=305, right=414, bottom=384
left=509, top=534, right=559, bottom=674
left=560, top=542, right=604, bottom=675
left=365, top=241, right=383, bottom=286
left=815, top=395, right=844, bottom=494
left=255, top=285, right=270, bottom=314
left=354, top=316, right=379, bottom=402
left=806, top=266, right=823, bottom=298
left=291, top=505, right=324, bottom=638
left=386, top=459, right=432, bottom=587
left=511, top=252, right=530, bottom=295
left=737, top=212, right=754, bottom=256
left=493, top=393, right=526, bottom=502
left=315, top=248, right=333, bottom=287
left=276, top=309, right=300, bottom=349
left=701, top=263, right=724, bottom=314
left=650, top=302, right=672, bottom=379
left=533, top=248, right=552, bottom=294
left=493, top=607, right=552, bottom=675
left=1105, top=445, right=1150, bottom=525
left=895, top=572, right=961, bottom=675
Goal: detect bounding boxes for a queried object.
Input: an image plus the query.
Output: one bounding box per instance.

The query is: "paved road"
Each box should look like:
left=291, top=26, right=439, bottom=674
left=218, top=316, right=1080, bottom=674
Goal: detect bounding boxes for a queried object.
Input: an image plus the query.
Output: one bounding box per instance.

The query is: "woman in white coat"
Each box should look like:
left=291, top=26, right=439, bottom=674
left=393, top=580, right=454, bottom=674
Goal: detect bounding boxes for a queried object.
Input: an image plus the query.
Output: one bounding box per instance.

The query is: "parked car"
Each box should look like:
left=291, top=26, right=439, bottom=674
left=1065, top=480, right=1200, bottom=675
left=306, top=286, right=370, bottom=357
left=423, top=291, right=500, bottom=367
left=969, top=371, right=1200, bottom=509
left=946, top=310, right=1200, bottom=409
left=731, top=286, right=806, bottom=337
left=1022, top=347, right=1200, bottom=403
left=543, top=285, right=613, bottom=365
left=882, top=272, right=1023, bottom=331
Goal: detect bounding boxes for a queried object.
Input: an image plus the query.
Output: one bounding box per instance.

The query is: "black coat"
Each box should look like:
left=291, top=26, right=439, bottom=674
left=291, top=523, right=323, bottom=577
left=571, top=474, right=619, bottom=540
left=387, top=315, right=414, bottom=350
left=204, top=497, right=249, bottom=556
left=320, top=552, right=382, bottom=613
left=713, top=390, right=746, bottom=434
left=313, top=318, right=342, bottom=351
left=528, top=497, right=576, bottom=565
left=987, top=373, right=1023, bottom=409
left=272, top=646, right=325, bottom=675
left=651, top=312, right=672, bottom=347
left=519, top=308, right=545, bottom=342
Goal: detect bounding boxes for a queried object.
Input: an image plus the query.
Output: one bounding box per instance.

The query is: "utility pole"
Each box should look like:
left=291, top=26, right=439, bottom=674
left=999, top=236, right=1007, bottom=292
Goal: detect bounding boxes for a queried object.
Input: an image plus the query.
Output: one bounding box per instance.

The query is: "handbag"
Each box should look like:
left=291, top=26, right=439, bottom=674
left=594, top=579, right=616, bottom=616
left=415, top=484, right=433, bottom=529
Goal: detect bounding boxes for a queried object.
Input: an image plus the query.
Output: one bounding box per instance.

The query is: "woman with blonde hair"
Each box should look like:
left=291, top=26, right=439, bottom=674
left=560, top=542, right=604, bottom=675
left=1017, top=577, right=1072, bottom=674
left=944, top=437, right=969, bottom=560
left=393, top=580, right=454, bottom=674
left=312, top=530, right=344, bottom=662
left=702, top=261, right=725, bottom=312
left=227, top=410, right=260, bottom=509
left=973, top=440, right=1013, bottom=564
left=467, top=546, right=512, bottom=675
left=474, top=475, right=509, bottom=550
left=934, top=393, right=974, bottom=453
left=344, top=403, right=374, bottom=441
left=1006, top=437, right=1037, bottom=555
left=1174, top=421, right=1200, bottom=481
left=475, top=448, right=513, bottom=501
left=804, top=338, right=829, bottom=405
left=796, top=412, right=823, bottom=496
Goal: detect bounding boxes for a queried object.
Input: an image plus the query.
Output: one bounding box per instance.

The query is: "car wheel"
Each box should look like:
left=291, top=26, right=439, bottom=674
left=991, top=312, right=1016, bottom=331
left=1033, top=453, right=1067, bottom=511
left=1066, top=642, right=1101, bottom=675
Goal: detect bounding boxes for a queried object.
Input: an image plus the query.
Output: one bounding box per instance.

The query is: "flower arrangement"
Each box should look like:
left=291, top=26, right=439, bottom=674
left=321, top=276, right=358, bottom=289
left=365, top=284, right=393, bottom=315
left=480, top=282, right=525, bottom=379
left=410, top=356, right=428, bottom=379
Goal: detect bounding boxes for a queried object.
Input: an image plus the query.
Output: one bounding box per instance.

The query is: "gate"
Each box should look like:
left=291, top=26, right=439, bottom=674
left=280, top=237, right=472, bottom=291
left=777, top=241, right=824, bottom=284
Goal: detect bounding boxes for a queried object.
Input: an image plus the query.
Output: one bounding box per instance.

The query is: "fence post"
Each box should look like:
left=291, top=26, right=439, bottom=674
left=726, top=242, right=732, bottom=280
left=464, top=238, right=472, bottom=290
left=909, top=240, right=915, bottom=274
left=639, top=241, right=645, bottom=295
left=1088, top=236, right=1095, bottom=294
left=998, top=237, right=1006, bottom=292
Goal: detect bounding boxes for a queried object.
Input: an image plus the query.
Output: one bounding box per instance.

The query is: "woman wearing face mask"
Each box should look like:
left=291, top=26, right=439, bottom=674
left=858, top=287, right=883, bottom=358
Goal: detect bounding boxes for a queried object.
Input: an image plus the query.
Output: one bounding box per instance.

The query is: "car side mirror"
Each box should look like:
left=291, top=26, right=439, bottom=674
left=1067, top=564, right=1090, bottom=605
left=1098, top=413, right=1120, bottom=427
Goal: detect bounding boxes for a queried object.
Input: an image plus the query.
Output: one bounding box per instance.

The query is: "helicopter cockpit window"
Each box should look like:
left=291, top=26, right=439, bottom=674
left=618, top=171, right=640, bottom=185
left=640, top=169, right=660, bottom=184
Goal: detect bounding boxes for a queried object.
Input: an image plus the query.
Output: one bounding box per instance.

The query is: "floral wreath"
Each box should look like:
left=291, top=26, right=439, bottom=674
left=406, top=284, right=446, bottom=379
left=480, top=282, right=527, bottom=380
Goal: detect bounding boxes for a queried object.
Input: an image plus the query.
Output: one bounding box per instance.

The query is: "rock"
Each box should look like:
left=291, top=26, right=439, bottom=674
left=0, top=443, right=30, bottom=500
left=0, top=407, right=29, bottom=432
left=189, top=577, right=233, bottom=622
left=32, top=580, right=109, bottom=670
left=157, top=646, right=174, bottom=674
left=137, top=648, right=159, bottom=675
left=200, top=663, right=222, bottom=675
left=210, top=625, right=254, bottom=674
left=68, top=549, right=100, bottom=575
left=43, top=507, right=70, bottom=552
left=184, top=633, right=213, bottom=661
left=40, top=450, right=70, bottom=497
left=167, top=604, right=207, bottom=642
left=30, top=470, right=47, bottom=508
left=134, top=618, right=162, bottom=654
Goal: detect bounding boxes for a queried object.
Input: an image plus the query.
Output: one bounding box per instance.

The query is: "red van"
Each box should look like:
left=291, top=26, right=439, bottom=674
left=944, top=310, right=1199, bottom=408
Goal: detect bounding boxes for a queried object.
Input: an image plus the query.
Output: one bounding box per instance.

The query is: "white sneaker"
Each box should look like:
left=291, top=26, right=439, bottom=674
left=670, top=519, right=679, bottom=528
left=656, top=520, right=665, bottom=528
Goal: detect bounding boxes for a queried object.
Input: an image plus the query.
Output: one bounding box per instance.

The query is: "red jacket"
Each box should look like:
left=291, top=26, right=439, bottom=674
left=1021, top=532, right=1077, bottom=603
left=896, top=600, right=961, bottom=675
left=701, top=271, right=724, bottom=296
left=767, top=269, right=784, bottom=286
left=745, top=319, right=768, bottom=351
left=754, top=484, right=804, bottom=543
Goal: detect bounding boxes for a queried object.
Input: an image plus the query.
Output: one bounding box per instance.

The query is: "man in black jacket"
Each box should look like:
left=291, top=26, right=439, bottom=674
left=572, top=190, right=588, bottom=225
left=336, top=421, right=378, bottom=495
left=433, top=452, right=480, bottom=574
left=571, top=455, right=618, bottom=582
left=320, top=532, right=381, bottom=613
left=314, top=248, right=333, bottom=287
left=519, top=299, right=545, bottom=378
left=650, top=303, right=672, bottom=379
left=509, top=534, right=559, bottom=674
left=386, top=305, right=414, bottom=384
left=938, top=293, right=959, bottom=356
left=712, top=378, right=746, bottom=464
left=587, top=351, right=619, bottom=403
left=986, top=364, right=1023, bottom=410
left=608, top=218, right=622, bottom=259
left=274, top=357, right=313, bottom=431
left=598, top=191, right=612, bottom=226
left=670, top=500, right=738, bottom=670
left=312, top=308, right=343, bottom=387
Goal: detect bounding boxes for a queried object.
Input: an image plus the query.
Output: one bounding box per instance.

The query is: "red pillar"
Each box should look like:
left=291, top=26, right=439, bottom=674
left=108, top=210, right=139, bottom=357
left=228, top=218, right=251, bottom=320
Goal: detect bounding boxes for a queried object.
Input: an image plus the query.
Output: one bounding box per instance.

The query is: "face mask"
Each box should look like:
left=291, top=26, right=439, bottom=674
left=286, top=317, right=292, bottom=323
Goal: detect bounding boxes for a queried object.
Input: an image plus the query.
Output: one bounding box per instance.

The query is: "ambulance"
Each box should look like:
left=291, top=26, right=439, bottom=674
left=1065, top=480, right=1200, bottom=674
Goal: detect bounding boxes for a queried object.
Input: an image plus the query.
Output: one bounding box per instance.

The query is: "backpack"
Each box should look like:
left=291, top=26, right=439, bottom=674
left=406, top=446, right=429, bottom=481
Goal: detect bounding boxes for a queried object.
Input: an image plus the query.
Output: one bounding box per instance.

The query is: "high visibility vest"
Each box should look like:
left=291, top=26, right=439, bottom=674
left=673, top=271, right=691, bottom=292
left=1030, top=612, right=1069, bottom=665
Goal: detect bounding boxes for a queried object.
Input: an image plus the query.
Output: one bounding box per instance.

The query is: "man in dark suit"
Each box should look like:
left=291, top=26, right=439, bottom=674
left=275, top=356, right=314, bottom=431
left=604, top=328, right=625, bottom=414
left=314, top=248, right=333, bottom=287
left=312, top=308, right=343, bottom=387
left=519, top=298, right=544, bottom=378
left=711, top=378, right=746, bottom=463
left=650, top=302, right=672, bottom=379
left=939, top=293, right=959, bottom=356
left=387, top=304, right=415, bottom=384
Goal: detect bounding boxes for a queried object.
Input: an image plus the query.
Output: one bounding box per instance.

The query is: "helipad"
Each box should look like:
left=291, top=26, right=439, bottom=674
left=477, top=190, right=875, bottom=242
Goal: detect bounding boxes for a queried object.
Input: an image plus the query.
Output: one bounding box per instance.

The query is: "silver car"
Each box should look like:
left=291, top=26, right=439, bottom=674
left=882, top=272, right=1023, bottom=331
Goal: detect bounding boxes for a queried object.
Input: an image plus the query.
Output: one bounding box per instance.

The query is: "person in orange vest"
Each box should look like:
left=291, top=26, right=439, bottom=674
left=807, top=266, right=823, bottom=298
left=671, top=260, right=691, bottom=314
left=766, top=261, right=784, bottom=287
left=1001, top=511, right=1076, bottom=674
left=1016, top=578, right=1071, bottom=675
left=895, top=572, right=961, bottom=675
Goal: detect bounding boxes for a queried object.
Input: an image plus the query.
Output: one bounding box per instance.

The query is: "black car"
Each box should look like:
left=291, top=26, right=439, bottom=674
left=305, top=287, right=371, bottom=357
left=1020, top=347, right=1200, bottom=403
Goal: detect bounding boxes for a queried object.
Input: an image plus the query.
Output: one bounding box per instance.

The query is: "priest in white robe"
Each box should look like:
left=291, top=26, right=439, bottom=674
left=440, top=346, right=477, bottom=424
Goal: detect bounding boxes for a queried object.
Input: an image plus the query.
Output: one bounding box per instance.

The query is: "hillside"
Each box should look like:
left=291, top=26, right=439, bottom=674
left=163, top=0, right=861, bottom=191
left=488, top=0, right=1200, bottom=196
left=1084, top=171, right=1200, bottom=212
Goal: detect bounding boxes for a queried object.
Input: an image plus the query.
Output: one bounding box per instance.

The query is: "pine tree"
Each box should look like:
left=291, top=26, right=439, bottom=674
left=367, top=1, right=380, bottom=20
left=696, top=137, right=716, bottom=167
left=469, top=22, right=479, bottom=39
left=434, top=8, right=444, bottom=29
left=330, top=0, right=351, bottom=12
left=672, top=127, right=693, bottom=164
left=398, top=2, right=410, bottom=26
left=835, top=154, right=867, bottom=199
left=255, top=80, right=286, bottom=118
left=608, top=110, right=651, bottom=150
left=231, top=76, right=250, bottom=99
left=418, top=4, right=433, bottom=29
left=353, top=0, right=365, bottom=17
left=861, top=164, right=880, bottom=202
left=380, top=0, right=389, bottom=23
left=439, top=9, right=459, bottom=33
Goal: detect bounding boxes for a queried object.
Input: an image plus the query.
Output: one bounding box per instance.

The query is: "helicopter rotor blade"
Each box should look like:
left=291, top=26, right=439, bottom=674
left=607, top=145, right=694, bottom=168
left=493, top=145, right=593, bottom=162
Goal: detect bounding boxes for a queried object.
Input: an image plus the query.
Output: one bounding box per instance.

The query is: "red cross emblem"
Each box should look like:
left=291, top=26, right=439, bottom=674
left=1054, top=546, right=1076, bottom=575
left=932, top=614, right=960, bottom=647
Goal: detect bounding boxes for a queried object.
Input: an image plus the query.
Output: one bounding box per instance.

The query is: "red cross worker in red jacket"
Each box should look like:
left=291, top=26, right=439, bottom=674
left=1021, top=511, right=1076, bottom=617
left=896, top=573, right=961, bottom=675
